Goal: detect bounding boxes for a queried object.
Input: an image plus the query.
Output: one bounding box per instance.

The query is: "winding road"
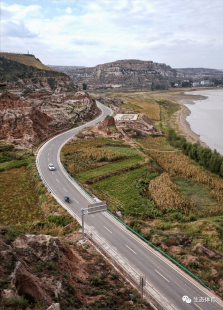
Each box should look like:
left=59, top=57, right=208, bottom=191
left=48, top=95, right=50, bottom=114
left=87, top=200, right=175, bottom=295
left=37, top=101, right=223, bottom=310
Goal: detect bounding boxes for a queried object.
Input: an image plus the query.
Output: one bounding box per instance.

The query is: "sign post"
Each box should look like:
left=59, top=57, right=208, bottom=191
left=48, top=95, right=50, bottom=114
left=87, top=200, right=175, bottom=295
left=81, top=201, right=107, bottom=242
left=140, top=275, right=146, bottom=299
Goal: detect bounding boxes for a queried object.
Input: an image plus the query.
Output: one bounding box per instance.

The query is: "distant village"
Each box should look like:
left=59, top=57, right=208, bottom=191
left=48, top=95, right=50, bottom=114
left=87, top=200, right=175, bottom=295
left=172, top=79, right=221, bottom=88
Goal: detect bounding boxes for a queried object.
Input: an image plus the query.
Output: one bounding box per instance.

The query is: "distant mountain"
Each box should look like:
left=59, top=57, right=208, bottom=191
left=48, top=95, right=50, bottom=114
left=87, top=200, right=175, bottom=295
left=66, top=59, right=177, bottom=89
left=175, top=68, right=223, bottom=80
left=48, top=65, right=85, bottom=74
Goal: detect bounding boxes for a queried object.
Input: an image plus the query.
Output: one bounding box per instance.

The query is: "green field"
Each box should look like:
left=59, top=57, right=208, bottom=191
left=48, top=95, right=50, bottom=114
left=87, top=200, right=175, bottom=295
left=91, top=167, right=159, bottom=218
left=104, top=146, right=139, bottom=157
left=76, top=155, right=145, bottom=181
left=0, top=159, right=29, bottom=171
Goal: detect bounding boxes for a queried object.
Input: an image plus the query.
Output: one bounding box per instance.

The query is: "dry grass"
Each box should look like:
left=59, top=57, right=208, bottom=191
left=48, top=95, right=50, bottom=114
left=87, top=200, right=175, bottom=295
left=0, top=52, right=55, bottom=71
left=145, top=150, right=223, bottom=214
left=149, top=173, right=195, bottom=215
left=138, top=136, right=174, bottom=151
left=124, top=97, right=160, bottom=121
left=0, top=166, right=44, bottom=225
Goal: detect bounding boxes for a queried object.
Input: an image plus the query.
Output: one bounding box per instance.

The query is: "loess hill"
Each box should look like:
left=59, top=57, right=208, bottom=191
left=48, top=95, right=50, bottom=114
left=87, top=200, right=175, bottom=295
left=0, top=52, right=56, bottom=71
left=0, top=53, right=100, bottom=148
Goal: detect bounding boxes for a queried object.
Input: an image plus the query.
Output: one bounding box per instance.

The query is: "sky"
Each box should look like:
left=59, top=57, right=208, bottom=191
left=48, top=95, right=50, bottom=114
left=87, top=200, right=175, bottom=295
left=1, top=0, right=223, bottom=68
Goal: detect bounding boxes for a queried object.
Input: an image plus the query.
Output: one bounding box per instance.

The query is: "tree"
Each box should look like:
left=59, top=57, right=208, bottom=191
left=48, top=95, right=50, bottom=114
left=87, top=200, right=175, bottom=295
left=83, top=83, right=87, bottom=90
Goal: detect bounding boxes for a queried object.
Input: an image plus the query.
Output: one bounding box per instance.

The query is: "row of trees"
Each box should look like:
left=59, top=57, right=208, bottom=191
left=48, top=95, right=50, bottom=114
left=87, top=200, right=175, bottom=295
left=166, top=128, right=223, bottom=176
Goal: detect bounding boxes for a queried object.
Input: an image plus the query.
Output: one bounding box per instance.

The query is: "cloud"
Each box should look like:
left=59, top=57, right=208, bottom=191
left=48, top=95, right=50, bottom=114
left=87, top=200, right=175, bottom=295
left=1, top=0, right=223, bottom=68
left=72, top=39, right=100, bottom=46
left=65, top=7, right=72, bottom=14
left=1, top=21, right=38, bottom=38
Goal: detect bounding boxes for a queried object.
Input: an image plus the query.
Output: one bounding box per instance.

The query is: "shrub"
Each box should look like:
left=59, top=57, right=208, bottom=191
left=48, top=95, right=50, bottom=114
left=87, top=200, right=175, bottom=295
left=47, top=215, right=72, bottom=227
left=90, top=274, right=102, bottom=286
left=47, top=78, right=57, bottom=90
left=6, top=296, right=28, bottom=309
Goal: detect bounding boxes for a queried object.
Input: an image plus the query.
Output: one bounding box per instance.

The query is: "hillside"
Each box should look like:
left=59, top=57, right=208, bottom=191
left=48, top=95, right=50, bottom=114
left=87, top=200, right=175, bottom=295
left=175, top=67, right=223, bottom=80
left=0, top=52, right=56, bottom=71
left=67, top=59, right=177, bottom=90
left=0, top=57, right=100, bottom=148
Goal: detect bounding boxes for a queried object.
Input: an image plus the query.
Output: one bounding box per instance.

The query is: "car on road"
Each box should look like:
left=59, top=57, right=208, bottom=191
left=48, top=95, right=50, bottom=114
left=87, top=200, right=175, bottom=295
left=48, top=163, right=55, bottom=171
left=64, top=196, right=70, bottom=203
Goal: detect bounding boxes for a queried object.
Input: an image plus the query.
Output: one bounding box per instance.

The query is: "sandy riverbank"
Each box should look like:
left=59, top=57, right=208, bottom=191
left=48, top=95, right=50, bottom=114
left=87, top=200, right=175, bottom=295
left=170, top=92, right=210, bottom=148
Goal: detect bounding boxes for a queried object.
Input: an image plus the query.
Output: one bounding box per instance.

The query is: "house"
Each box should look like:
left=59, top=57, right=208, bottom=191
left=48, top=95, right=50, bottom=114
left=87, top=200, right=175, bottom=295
left=200, top=80, right=210, bottom=86
left=192, top=82, right=200, bottom=87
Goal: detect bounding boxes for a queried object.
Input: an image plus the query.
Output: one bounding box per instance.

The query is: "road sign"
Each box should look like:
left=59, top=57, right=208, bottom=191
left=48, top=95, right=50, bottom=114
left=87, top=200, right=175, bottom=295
left=81, top=201, right=107, bottom=242
left=87, top=201, right=107, bottom=214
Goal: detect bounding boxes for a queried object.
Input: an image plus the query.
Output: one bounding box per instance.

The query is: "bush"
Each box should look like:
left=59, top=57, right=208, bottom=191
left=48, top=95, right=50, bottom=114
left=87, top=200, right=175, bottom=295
left=47, top=215, right=72, bottom=227
left=6, top=296, right=28, bottom=309
left=90, top=274, right=102, bottom=286
left=47, top=78, right=57, bottom=90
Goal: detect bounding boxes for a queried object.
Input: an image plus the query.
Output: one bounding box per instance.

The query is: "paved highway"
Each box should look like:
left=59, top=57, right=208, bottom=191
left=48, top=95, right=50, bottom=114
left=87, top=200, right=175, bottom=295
left=37, top=101, right=223, bottom=310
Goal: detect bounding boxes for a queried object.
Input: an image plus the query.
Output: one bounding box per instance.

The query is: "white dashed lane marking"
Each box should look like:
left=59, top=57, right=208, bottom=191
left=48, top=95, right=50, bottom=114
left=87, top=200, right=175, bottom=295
left=126, top=245, right=137, bottom=255
left=155, top=270, right=170, bottom=282
left=104, top=226, right=112, bottom=234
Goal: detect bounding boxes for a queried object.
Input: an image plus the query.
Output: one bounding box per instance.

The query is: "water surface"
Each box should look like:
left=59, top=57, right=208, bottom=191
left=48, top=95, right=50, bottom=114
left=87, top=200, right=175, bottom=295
left=184, top=89, right=223, bottom=155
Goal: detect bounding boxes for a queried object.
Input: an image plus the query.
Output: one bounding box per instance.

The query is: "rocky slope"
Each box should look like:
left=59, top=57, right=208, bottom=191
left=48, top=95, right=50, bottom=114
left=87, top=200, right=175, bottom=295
left=0, top=56, right=100, bottom=148
left=0, top=230, right=150, bottom=310
left=67, top=59, right=177, bottom=89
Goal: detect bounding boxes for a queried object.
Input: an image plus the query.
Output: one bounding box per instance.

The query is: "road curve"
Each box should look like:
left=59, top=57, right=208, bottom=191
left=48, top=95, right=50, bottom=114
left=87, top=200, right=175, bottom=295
left=37, top=100, right=223, bottom=310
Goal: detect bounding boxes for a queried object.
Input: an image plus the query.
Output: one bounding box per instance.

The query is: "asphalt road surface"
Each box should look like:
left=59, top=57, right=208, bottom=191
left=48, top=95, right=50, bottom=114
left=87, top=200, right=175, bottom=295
left=37, top=101, right=223, bottom=310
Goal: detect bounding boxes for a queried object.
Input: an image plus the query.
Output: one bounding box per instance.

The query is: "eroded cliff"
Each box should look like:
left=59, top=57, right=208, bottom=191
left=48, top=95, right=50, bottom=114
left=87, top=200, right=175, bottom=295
left=67, top=59, right=177, bottom=89
left=0, top=57, right=100, bottom=148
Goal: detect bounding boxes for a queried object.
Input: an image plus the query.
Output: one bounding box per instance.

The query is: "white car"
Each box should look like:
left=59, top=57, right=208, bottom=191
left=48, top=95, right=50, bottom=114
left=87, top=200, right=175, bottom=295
left=48, top=163, right=55, bottom=171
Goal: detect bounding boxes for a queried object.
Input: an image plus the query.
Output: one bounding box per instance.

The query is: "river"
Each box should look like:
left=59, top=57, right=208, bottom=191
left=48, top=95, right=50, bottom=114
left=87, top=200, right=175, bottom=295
left=183, top=89, right=223, bottom=155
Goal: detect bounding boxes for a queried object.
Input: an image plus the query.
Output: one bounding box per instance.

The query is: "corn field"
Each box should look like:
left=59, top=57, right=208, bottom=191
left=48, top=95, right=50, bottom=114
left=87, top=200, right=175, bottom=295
left=147, top=150, right=223, bottom=212
left=148, top=173, right=195, bottom=215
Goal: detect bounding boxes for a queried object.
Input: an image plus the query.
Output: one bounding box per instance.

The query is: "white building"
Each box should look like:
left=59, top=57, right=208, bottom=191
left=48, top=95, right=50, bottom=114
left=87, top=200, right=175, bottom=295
left=114, top=114, right=139, bottom=121
left=201, top=80, right=210, bottom=86
left=192, top=82, right=200, bottom=87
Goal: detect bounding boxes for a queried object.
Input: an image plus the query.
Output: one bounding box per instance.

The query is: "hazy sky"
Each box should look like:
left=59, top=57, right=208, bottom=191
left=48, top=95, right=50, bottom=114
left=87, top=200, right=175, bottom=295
left=1, top=0, right=223, bottom=68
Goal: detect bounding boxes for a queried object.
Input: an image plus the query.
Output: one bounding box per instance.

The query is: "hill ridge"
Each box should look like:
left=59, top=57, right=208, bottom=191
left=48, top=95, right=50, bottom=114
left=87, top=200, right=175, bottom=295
left=0, top=52, right=56, bottom=71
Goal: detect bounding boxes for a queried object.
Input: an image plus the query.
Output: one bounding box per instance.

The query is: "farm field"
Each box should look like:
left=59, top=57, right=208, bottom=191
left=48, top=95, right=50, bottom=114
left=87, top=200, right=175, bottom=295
left=92, top=167, right=159, bottom=217
left=62, top=137, right=145, bottom=179
left=0, top=147, right=79, bottom=236
left=76, top=155, right=145, bottom=181
left=102, top=90, right=182, bottom=126
left=0, top=166, right=43, bottom=225
left=62, top=121, right=223, bottom=295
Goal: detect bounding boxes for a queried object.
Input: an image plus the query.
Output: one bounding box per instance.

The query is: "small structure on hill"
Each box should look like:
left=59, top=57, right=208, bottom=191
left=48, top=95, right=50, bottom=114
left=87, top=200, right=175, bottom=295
left=115, top=114, right=138, bottom=121
left=115, top=113, right=162, bottom=137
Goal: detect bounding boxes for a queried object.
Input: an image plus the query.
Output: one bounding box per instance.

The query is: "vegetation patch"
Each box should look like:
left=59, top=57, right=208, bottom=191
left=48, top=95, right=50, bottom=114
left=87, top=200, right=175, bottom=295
left=0, top=158, right=29, bottom=171
left=149, top=173, right=195, bottom=215
left=104, top=146, right=139, bottom=157
left=76, top=155, right=145, bottom=181
left=92, top=167, right=161, bottom=218
left=173, top=178, right=218, bottom=213
left=0, top=166, right=44, bottom=225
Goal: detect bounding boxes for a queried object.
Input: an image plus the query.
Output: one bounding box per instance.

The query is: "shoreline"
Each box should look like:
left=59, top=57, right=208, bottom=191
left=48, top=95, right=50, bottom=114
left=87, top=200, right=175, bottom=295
left=171, top=93, right=210, bottom=148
